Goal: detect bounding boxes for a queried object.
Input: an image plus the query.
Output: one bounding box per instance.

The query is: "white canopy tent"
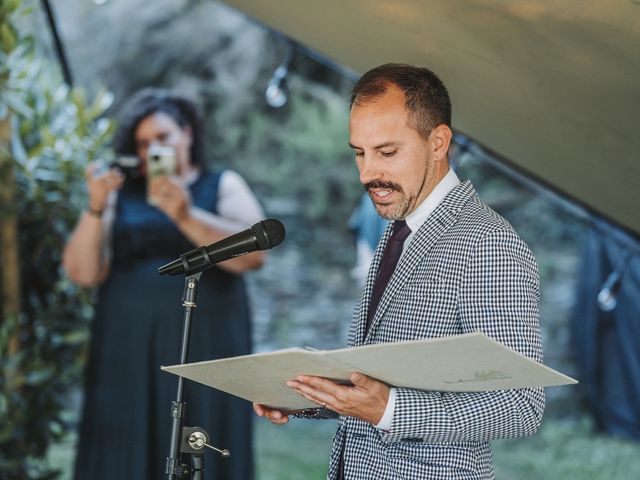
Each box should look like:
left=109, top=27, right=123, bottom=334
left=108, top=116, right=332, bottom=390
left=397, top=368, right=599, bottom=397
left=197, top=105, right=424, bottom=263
left=223, top=0, right=640, bottom=236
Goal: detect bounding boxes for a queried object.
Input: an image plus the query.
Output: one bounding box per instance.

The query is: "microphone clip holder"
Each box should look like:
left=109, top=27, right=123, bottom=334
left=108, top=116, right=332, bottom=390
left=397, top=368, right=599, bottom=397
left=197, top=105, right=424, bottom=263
left=179, top=246, right=213, bottom=277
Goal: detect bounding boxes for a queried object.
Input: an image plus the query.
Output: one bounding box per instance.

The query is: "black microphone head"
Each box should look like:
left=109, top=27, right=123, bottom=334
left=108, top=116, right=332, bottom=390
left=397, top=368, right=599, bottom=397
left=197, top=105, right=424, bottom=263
left=252, top=218, right=286, bottom=250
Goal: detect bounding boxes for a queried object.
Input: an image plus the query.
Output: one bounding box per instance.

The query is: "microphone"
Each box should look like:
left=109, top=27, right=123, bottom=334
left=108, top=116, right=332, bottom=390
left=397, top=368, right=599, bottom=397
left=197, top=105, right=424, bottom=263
left=158, top=218, right=285, bottom=276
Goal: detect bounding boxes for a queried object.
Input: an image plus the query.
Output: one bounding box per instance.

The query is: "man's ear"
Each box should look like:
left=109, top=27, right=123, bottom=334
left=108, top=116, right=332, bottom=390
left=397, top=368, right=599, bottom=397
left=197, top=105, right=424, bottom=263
left=430, top=124, right=453, bottom=162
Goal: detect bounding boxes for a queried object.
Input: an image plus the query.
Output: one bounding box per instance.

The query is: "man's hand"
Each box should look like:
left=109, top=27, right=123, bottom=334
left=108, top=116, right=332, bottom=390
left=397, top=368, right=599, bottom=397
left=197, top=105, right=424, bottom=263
left=287, top=372, right=389, bottom=425
left=253, top=403, right=301, bottom=425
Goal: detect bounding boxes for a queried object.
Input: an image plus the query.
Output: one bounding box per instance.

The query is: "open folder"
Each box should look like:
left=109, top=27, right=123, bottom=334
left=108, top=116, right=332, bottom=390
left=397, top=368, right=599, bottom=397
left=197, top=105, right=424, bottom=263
left=162, top=332, right=577, bottom=409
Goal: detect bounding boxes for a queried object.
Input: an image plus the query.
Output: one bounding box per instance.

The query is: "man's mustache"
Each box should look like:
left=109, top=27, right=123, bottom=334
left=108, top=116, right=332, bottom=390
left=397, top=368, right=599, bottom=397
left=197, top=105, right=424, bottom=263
left=364, top=181, right=402, bottom=193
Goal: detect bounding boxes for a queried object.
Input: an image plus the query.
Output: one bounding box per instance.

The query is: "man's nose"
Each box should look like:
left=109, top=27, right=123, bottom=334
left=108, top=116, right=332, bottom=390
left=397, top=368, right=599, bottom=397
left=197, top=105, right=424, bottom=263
left=358, top=156, right=381, bottom=185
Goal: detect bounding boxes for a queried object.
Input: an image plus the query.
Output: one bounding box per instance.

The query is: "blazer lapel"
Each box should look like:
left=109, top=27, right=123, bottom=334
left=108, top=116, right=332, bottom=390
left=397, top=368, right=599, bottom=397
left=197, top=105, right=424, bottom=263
left=362, top=180, right=475, bottom=344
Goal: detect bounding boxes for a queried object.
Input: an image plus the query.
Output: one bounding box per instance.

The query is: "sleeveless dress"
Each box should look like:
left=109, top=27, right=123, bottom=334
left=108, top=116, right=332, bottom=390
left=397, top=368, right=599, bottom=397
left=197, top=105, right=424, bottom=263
left=74, top=170, right=254, bottom=480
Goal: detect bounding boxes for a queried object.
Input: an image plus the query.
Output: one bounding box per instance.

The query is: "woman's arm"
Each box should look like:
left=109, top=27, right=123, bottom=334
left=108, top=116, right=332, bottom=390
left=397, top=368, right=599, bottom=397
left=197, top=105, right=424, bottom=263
left=62, top=165, right=123, bottom=286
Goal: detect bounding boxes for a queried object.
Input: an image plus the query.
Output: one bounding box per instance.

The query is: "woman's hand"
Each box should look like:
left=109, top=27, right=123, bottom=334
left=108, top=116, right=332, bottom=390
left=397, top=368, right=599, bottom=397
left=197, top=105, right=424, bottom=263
left=148, top=175, right=192, bottom=223
left=86, top=162, right=124, bottom=212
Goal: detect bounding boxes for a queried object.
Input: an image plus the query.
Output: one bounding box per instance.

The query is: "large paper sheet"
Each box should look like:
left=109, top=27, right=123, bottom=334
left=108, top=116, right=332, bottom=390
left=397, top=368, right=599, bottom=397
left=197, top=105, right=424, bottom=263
left=162, top=332, right=577, bottom=409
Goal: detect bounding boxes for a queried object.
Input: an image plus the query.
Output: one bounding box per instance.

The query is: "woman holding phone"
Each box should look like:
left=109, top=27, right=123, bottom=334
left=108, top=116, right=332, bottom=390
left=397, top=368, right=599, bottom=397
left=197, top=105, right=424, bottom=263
left=63, top=88, right=263, bottom=479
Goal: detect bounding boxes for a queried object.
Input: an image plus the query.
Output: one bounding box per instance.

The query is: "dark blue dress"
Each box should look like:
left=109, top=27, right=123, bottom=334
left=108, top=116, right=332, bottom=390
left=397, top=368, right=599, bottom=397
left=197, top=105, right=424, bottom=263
left=75, top=171, right=253, bottom=480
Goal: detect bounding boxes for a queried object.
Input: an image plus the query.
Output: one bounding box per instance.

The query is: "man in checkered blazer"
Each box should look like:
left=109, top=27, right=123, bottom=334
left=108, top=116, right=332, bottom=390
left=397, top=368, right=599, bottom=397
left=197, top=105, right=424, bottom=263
left=254, top=64, right=544, bottom=479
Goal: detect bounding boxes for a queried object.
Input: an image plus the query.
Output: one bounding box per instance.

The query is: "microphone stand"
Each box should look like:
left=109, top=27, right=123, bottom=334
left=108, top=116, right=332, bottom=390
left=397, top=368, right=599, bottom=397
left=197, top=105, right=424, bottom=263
left=166, top=272, right=230, bottom=479
left=160, top=219, right=286, bottom=477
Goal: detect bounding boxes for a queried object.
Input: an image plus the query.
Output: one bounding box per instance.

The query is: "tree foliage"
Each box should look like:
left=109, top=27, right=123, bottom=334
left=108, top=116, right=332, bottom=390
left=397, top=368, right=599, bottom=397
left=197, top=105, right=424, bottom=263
left=0, top=2, right=114, bottom=477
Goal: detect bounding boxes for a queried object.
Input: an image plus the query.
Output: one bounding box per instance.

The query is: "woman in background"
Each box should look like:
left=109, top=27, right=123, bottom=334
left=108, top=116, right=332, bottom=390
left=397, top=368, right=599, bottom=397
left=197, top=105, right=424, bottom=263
left=64, top=88, right=263, bottom=479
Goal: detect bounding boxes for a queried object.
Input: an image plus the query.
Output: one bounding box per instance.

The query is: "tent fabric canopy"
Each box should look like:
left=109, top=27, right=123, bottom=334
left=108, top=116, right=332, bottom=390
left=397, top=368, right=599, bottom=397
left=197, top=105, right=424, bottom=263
left=223, top=0, right=640, bottom=237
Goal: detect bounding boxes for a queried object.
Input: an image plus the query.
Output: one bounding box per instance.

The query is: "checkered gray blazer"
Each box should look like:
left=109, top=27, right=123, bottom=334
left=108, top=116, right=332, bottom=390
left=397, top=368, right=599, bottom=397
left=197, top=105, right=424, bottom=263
left=327, top=180, right=545, bottom=479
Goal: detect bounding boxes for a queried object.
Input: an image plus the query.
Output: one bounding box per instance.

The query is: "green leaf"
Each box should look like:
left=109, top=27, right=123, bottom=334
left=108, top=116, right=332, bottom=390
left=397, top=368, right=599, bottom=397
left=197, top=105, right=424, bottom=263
left=0, top=393, right=7, bottom=417
left=62, top=329, right=89, bottom=345
left=70, top=89, right=86, bottom=116
left=24, top=368, right=54, bottom=386
left=10, top=114, right=27, bottom=165
left=89, top=88, right=114, bottom=118
left=1, top=0, right=22, bottom=16
left=4, top=90, right=31, bottom=118
left=0, top=23, right=16, bottom=54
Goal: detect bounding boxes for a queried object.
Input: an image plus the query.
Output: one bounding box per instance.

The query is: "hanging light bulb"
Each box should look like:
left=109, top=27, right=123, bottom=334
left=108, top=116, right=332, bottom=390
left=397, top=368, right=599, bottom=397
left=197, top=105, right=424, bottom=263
left=265, top=65, right=289, bottom=108
left=596, top=248, right=638, bottom=312
left=597, top=268, right=622, bottom=312
left=266, top=45, right=293, bottom=108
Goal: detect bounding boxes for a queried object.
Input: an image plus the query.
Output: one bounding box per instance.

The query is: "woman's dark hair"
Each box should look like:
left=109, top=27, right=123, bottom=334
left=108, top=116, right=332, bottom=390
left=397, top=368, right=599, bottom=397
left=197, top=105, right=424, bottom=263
left=111, top=88, right=206, bottom=167
left=350, top=63, right=451, bottom=140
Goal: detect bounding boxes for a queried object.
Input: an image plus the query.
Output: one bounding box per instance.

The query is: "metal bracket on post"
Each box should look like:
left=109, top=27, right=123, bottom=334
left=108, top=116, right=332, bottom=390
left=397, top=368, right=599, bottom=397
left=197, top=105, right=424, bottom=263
left=181, top=427, right=230, bottom=458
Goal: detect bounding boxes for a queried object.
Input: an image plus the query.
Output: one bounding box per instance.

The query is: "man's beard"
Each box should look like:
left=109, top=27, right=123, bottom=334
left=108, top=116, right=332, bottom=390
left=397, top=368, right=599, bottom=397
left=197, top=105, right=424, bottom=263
left=364, top=181, right=410, bottom=220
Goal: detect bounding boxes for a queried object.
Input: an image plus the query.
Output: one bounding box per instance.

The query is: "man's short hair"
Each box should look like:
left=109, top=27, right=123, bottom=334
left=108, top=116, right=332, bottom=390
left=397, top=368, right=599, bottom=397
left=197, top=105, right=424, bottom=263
left=350, top=63, right=452, bottom=139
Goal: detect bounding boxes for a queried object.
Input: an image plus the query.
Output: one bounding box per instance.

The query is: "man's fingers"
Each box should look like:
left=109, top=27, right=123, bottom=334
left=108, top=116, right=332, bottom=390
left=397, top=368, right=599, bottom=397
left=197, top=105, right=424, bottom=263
left=293, top=375, right=342, bottom=393
left=253, top=403, right=290, bottom=425
left=269, top=416, right=289, bottom=425
left=253, top=403, right=265, bottom=416
left=287, top=377, right=344, bottom=410
left=265, top=409, right=289, bottom=425
left=350, top=372, right=369, bottom=387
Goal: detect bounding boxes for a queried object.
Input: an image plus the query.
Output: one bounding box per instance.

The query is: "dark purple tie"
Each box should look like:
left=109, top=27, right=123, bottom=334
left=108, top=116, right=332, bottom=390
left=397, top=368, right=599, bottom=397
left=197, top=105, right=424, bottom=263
left=366, top=219, right=411, bottom=332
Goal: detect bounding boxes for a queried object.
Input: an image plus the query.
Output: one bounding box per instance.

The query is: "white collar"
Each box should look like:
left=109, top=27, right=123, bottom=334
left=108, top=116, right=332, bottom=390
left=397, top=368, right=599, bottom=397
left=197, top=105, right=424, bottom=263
left=404, top=168, right=460, bottom=233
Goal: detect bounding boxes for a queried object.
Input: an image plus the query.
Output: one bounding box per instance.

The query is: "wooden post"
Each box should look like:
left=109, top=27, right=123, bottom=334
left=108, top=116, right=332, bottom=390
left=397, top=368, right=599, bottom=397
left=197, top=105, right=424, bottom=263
left=0, top=111, right=21, bottom=357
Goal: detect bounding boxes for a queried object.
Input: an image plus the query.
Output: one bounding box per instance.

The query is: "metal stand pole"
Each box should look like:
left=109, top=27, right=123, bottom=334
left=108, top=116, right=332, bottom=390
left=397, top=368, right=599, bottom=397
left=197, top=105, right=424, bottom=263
left=166, top=273, right=201, bottom=479
left=165, top=273, right=230, bottom=479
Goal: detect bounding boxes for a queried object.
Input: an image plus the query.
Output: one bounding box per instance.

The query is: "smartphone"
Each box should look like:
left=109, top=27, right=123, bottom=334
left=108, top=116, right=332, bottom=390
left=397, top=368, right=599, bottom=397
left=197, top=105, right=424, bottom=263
left=147, top=145, right=177, bottom=178
left=92, top=155, right=140, bottom=179
left=108, top=155, right=141, bottom=179
left=146, top=144, right=177, bottom=204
